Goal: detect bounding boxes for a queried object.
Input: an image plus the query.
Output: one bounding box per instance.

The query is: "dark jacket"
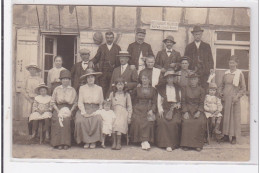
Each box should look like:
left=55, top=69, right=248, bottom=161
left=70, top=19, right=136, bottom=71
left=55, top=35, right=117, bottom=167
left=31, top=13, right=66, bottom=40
left=92, top=43, right=121, bottom=72
left=155, top=49, right=181, bottom=71
left=127, top=41, right=154, bottom=69
left=184, top=41, right=214, bottom=76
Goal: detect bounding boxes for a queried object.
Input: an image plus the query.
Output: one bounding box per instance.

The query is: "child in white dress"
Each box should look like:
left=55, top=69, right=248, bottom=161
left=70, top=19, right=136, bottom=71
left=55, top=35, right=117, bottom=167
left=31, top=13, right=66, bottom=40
left=92, top=99, right=116, bottom=148
left=29, top=83, right=52, bottom=141
left=204, top=83, right=223, bottom=134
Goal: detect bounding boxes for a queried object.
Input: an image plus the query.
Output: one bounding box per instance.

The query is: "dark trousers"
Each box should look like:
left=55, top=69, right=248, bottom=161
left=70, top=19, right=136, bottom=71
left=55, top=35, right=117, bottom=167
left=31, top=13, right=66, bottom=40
left=98, top=71, right=113, bottom=98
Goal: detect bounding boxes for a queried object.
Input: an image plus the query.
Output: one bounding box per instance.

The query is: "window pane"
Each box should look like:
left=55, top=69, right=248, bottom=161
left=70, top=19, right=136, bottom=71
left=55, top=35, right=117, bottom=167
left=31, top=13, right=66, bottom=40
left=234, top=49, right=249, bottom=70
left=217, top=32, right=232, bottom=41
left=216, top=49, right=231, bottom=69
left=235, top=32, right=250, bottom=41
left=45, top=38, right=54, bottom=53
left=45, top=55, right=53, bottom=70
left=44, top=72, right=48, bottom=84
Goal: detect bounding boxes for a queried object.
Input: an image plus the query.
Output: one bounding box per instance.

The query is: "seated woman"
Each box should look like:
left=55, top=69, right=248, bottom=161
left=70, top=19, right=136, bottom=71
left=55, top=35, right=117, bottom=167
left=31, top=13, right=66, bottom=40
left=180, top=72, right=206, bottom=152
left=74, top=68, right=103, bottom=149
left=51, top=69, right=77, bottom=150
left=130, top=72, right=157, bottom=150
left=218, top=55, right=246, bottom=144
left=155, top=69, right=182, bottom=152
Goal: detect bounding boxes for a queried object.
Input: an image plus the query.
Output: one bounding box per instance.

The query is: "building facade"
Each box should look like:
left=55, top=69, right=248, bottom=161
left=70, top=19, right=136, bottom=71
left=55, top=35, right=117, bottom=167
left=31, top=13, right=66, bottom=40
left=12, top=5, right=250, bottom=134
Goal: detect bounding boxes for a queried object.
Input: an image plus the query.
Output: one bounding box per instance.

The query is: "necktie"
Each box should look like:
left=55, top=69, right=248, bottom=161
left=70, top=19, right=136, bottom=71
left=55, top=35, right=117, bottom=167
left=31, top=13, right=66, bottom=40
left=121, top=66, right=124, bottom=74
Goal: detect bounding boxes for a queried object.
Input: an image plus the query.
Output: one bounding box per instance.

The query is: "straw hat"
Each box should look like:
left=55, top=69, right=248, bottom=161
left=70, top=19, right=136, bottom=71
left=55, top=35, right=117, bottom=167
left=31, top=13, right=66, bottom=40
left=34, top=83, right=48, bottom=94
left=116, top=50, right=131, bottom=58
left=164, top=68, right=181, bottom=78
left=79, top=68, right=102, bottom=80
left=26, top=63, right=41, bottom=72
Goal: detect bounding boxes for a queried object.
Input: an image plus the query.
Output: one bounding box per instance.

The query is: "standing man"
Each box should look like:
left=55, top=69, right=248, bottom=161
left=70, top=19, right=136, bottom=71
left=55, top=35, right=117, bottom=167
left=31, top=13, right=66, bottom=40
left=127, top=28, right=154, bottom=74
left=90, top=31, right=121, bottom=96
left=71, top=48, right=94, bottom=91
left=184, top=25, right=214, bottom=88
left=109, top=51, right=138, bottom=97
left=155, top=35, right=182, bottom=73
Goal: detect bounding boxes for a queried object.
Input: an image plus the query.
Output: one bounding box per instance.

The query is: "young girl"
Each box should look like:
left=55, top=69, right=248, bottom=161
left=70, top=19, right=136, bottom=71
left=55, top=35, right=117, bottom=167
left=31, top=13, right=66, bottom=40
left=92, top=99, right=116, bottom=148
left=29, top=83, right=52, bottom=141
left=23, top=63, right=43, bottom=134
left=204, top=83, right=223, bottom=135
left=109, top=77, right=132, bottom=150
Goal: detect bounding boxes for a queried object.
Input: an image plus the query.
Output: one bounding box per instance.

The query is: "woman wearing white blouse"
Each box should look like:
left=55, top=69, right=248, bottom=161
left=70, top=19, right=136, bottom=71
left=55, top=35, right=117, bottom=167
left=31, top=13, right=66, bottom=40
left=47, top=55, right=66, bottom=94
left=74, top=68, right=104, bottom=149
left=155, top=69, right=182, bottom=152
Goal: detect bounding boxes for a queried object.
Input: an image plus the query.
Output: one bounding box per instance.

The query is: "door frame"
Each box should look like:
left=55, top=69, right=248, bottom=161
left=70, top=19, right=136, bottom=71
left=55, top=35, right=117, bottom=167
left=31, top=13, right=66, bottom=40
left=40, top=33, right=79, bottom=79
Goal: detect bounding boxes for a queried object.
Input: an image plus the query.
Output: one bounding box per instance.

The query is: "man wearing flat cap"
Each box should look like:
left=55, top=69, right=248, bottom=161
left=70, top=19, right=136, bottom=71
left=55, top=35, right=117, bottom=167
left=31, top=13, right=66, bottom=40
left=184, top=25, right=214, bottom=88
left=127, top=28, right=154, bottom=74
left=71, top=48, right=95, bottom=91
left=89, top=31, right=121, bottom=96
left=155, top=35, right=182, bottom=73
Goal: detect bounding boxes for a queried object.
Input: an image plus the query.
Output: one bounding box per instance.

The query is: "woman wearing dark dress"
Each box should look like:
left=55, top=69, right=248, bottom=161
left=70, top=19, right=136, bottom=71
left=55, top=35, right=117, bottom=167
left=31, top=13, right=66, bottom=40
left=180, top=72, right=206, bottom=151
left=130, top=72, right=157, bottom=150
left=50, top=69, right=77, bottom=150
left=155, top=69, right=182, bottom=152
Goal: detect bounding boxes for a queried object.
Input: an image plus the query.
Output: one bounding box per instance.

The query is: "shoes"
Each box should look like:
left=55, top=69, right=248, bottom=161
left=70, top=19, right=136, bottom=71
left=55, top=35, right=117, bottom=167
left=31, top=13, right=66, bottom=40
left=220, top=135, right=229, bottom=142
left=84, top=143, right=90, bottom=149
left=141, top=141, right=150, bottom=150
left=231, top=137, right=236, bottom=145
left=195, top=147, right=202, bottom=152
left=182, top=147, right=189, bottom=151
left=101, top=144, right=106, bottom=149
left=115, top=135, right=122, bottom=150
left=214, top=129, right=222, bottom=135
left=63, top=145, right=69, bottom=150
left=166, top=147, right=173, bottom=152
left=58, top=146, right=63, bottom=150
left=111, top=133, right=116, bottom=150
left=90, top=143, right=96, bottom=149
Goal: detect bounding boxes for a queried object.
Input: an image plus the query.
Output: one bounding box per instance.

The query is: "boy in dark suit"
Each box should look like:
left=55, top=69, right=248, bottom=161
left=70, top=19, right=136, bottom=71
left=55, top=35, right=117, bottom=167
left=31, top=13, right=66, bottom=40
left=155, top=35, right=182, bottom=73
left=184, top=25, right=214, bottom=88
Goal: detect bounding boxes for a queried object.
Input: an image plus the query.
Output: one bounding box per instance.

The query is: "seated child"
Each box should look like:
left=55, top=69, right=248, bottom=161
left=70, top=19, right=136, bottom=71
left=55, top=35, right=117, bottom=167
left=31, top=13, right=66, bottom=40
left=29, top=83, right=52, bottom=141
left=204, top=83, right=223, bottom=134
left=92, top=99, right=116, bottom=148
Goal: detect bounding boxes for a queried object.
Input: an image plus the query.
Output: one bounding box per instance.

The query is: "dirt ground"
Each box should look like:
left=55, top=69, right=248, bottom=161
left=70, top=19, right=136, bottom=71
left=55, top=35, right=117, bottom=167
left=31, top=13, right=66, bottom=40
left=12, top=135, right=250, bottom=161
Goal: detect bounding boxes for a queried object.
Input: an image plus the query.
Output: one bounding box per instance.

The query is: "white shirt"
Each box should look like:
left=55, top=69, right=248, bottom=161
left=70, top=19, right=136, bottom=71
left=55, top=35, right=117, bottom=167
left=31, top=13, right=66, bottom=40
left=195, top=41, right=201, bottom=49
left=82, top=61, right=89, bottom=70
left=106, top=43, right=113, bottom=51
left=166, top=48, right=173, bottom=57
left=121, top=64, right=128, bottom=75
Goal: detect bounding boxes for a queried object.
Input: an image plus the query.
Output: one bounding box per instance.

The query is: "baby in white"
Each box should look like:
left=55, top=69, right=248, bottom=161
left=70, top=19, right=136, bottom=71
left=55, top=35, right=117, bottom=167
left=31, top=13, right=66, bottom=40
left=204, top=83, right=223, bottom=135
left=92, top=99, right=116, bottom=148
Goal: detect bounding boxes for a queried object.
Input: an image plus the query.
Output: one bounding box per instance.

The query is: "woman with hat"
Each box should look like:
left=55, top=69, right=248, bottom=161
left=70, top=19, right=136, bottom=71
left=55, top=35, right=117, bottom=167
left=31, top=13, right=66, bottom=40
left=129, top=72, right=157, bottom=150
left=155, top=35, right=181, bottom=73
left=155, top=68, right=182, bottom=152
left=29, top=83, right=52, bottom=141
left=50, top=69, right=77, bottom=150
left=180, top=72, right=206, bottom=151
left=47, top=55, right=66, bottom=94
left=218, top=55, right=246, bottom=144
left=23, top=63, right=43, bottom=134
left=176, top=56, right=193, bottom=88
left=74, top=68, right=103, bottom=149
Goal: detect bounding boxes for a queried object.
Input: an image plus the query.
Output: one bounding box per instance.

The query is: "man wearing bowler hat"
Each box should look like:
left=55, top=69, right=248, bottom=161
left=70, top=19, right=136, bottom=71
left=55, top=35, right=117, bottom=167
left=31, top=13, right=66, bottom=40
left=184, top=25, right=214, bottom=88
left=71, top=48, right=95, bottom=91
left=89, top=31, right=121, bottom=96
left=108, top=51, right=138, bottom=98
left=155, top=35, right=182, bottom=73
left=127, top=28, right=154, bottom=74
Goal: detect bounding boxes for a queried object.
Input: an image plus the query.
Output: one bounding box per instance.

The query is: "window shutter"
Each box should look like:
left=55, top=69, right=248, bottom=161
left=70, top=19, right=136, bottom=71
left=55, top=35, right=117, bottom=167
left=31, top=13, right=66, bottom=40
left=79, top=31, right=99, bottom=62
left=16, top=28, right=39, bottom=92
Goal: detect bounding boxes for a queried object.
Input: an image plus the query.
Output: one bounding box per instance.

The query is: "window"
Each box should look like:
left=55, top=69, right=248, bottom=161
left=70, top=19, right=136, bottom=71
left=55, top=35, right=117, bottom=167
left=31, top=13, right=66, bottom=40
left=214, top=31, right=250, bottom=90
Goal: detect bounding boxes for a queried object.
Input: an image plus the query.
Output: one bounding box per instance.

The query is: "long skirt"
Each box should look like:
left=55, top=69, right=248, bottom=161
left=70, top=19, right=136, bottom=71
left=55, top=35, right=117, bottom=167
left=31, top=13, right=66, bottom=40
left=51, top=103, right=72, bottom=147
left=156, top=112, right=182, bottom=148
left=130, top=102, right=155, bottom=143
left=74, top=104, right=102, bottom=144
left=180, top=113, right=206, bottom=148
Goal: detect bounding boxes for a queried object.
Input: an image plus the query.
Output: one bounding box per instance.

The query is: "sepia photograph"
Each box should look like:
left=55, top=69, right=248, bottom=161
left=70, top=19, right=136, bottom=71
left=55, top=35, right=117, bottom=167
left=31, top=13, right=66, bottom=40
left=10, top=4, right=252, bottom=162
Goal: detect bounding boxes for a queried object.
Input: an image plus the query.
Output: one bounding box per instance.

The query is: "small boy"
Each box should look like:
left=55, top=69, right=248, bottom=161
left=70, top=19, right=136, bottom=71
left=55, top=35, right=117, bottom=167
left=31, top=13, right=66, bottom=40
left=92, top=99, right=116, bottom=148
left=204, top=83, right=223, bottom=134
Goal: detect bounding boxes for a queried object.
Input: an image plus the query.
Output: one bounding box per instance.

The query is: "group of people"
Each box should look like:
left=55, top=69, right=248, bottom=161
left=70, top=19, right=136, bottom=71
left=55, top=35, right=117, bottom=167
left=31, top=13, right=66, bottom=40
left=22, top=25, right=246, bottom=152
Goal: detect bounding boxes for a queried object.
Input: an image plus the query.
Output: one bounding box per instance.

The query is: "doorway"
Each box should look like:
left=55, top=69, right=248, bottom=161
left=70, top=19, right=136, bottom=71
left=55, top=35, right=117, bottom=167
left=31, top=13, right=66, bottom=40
left=43, top=35, right=78, bottom=83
